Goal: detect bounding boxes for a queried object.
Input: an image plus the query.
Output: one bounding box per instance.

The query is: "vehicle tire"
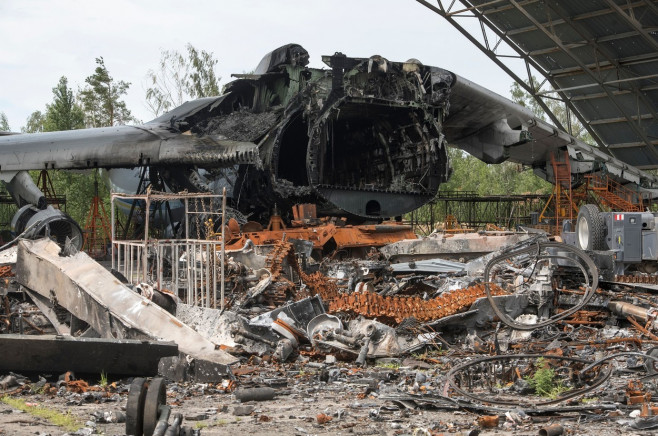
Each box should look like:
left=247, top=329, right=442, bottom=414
left=576, top=204, right=604, bottom=250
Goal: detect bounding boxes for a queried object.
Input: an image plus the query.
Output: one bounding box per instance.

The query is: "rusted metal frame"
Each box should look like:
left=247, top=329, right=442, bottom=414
left=529, top=30, right=656, bottom=56
left=509, top=0, right=657, bottom=158
left=501, top=0, right=649, bottom=36
left=543, top=1, right=658, bottom=151
left=543, top=75, right=658, bottom=98
left=418, top=0, right=569, bottom=133
left=627, top=315, right=658, bottom=341
left=605, top=0, right=658, bottom=52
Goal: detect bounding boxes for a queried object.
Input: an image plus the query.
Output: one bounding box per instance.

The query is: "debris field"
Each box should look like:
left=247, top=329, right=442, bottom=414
left=2, top=204, right=658, bottom=436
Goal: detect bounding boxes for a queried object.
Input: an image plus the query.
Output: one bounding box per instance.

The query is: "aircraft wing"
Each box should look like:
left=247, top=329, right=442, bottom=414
left=444, top=75, right=658, bottom=188
left=0, top=96, right=260, bottom=181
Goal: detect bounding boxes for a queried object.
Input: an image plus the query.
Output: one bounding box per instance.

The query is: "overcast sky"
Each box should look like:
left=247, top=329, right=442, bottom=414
left=0, top=0, right=523, bottom=130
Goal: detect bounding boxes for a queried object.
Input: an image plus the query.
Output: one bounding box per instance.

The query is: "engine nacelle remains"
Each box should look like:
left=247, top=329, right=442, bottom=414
left=11, top=205, right=83, bottom=250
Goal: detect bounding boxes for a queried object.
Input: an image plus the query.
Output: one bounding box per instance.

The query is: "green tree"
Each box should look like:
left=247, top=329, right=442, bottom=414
left=79, top=57, right=133, bottom=127
left=145, top=44, right=221, bottom=116
left=510, top=79, right=593, bottom=145
left=441, top=148, right=549, bottom=196
left=44, top=76, right=85, bottom=131
left=0, top=112, right=10, bottom=131
left=16, top=76, right=106, bottom=225
left=186, top=44, right=221, bottom=98
left=22, top=111, right=45, bottom=133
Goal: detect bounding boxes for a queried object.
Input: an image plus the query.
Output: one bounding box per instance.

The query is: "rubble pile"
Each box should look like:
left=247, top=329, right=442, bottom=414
left=2, top=230, right=658, bottom=434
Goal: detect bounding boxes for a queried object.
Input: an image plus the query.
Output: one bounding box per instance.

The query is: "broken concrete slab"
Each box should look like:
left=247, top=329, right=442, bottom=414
left=15, top=238, right=238, bottom=370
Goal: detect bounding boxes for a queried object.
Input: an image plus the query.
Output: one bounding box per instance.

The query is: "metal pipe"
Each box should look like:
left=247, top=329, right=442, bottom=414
left=221, top=187, right=226, bottom=310
left=143, top=193, right=150, bottom=280
left=538, top=424, right=564, bottom=436
left=206, top=242, right=211, bottom=308
left=608, top=301, right=658, bottom=328
left=111, top=194, right=115, bottom=270
left=235, top=387, right=276, bottom=402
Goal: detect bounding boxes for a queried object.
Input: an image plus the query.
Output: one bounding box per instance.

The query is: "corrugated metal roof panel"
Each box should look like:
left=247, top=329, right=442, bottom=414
left=458, top=0, right=658, bottom=167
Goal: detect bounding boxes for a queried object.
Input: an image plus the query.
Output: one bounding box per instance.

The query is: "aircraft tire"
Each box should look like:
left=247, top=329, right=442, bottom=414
left=576, top=204, right=604, bottom=250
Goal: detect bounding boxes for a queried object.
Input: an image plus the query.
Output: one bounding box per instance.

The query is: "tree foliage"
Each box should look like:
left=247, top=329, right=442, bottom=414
left=22, top=111, right=46, bottom=133
left=22, top=77, right=85, bottom=134
left=0, top=112, right=10, bottom=132
left=79, top=57, right=133, bottom=127
left=441, top=147, right=551, bottom=196
left=186, top=44, right=221, bottom=98
left=18, top=74, right=111, bottom=226
left=45, top=76, right=85, bottom=131
left=145, top=44, right=221, bottom=116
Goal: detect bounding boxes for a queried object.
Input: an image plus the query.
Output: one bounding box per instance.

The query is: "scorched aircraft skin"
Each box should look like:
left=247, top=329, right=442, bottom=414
left=0, top=44, right=454, bottom=243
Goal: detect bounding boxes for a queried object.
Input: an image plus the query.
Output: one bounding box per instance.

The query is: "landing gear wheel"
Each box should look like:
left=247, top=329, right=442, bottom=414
left=126, top=378, right=147, bottom=436
left=576, top=204, right=604, bottom=250
left=143, top=377, right=166, bottom=436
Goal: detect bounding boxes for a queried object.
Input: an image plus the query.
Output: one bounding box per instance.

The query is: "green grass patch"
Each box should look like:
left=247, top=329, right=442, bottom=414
left=194, top=419, right=228, bottom=429
left=1, top=396, right=82, bottom=432
left=99, top=371, right=108, bottom=388
left=525, top=358, right=569, bottom=399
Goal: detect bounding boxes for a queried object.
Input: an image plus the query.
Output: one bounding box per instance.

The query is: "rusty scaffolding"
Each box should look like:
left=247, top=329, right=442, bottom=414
left=110, top=189, right=228, bottom=309
left=409, top=191, right=550, bottom=235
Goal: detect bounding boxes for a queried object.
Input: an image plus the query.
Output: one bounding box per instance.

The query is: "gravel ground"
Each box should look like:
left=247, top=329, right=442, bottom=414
left=0, top=358, right=653, bottom=436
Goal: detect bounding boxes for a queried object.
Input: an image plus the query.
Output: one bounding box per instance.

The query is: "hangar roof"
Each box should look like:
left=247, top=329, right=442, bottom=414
left=418, top=0, right=658, bottom=168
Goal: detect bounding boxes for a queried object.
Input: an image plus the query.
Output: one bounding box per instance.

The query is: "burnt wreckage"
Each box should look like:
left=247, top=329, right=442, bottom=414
left=0, top=44, right=453, bottom=246
left=154, top=44, right=453, bottom=220
left=2, top=43, right=657, bottom=247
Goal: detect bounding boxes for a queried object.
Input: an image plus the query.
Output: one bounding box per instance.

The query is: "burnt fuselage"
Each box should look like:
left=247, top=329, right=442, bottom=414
left=165, top=45, right=453, bottom=221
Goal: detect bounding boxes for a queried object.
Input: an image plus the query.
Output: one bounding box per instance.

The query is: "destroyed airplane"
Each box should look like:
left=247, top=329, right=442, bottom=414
left=2, top=43, right=657, bottom=249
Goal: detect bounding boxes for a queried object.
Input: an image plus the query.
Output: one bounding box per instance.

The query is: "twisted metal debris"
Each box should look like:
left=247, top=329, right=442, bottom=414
left=265, top=239, right=508, bottom=323
left=327, top=283, right=508, bottom=323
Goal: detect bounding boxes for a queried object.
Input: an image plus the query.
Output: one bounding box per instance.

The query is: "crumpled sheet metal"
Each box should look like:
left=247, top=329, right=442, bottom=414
left=311, top=317, right=438, bottom=358
left=381, top=232, right=534, bottom=262
left=15, top=238, right=238, bottom=367
left=390, top=258, right=465, bottom=274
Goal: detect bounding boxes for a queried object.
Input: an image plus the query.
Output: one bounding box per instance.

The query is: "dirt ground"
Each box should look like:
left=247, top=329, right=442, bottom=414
left=0, top=360, right=653, bottom=436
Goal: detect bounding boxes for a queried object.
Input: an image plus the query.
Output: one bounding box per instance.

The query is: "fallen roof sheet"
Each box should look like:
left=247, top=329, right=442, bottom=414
left=15, top=238, right=238, bottom=369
